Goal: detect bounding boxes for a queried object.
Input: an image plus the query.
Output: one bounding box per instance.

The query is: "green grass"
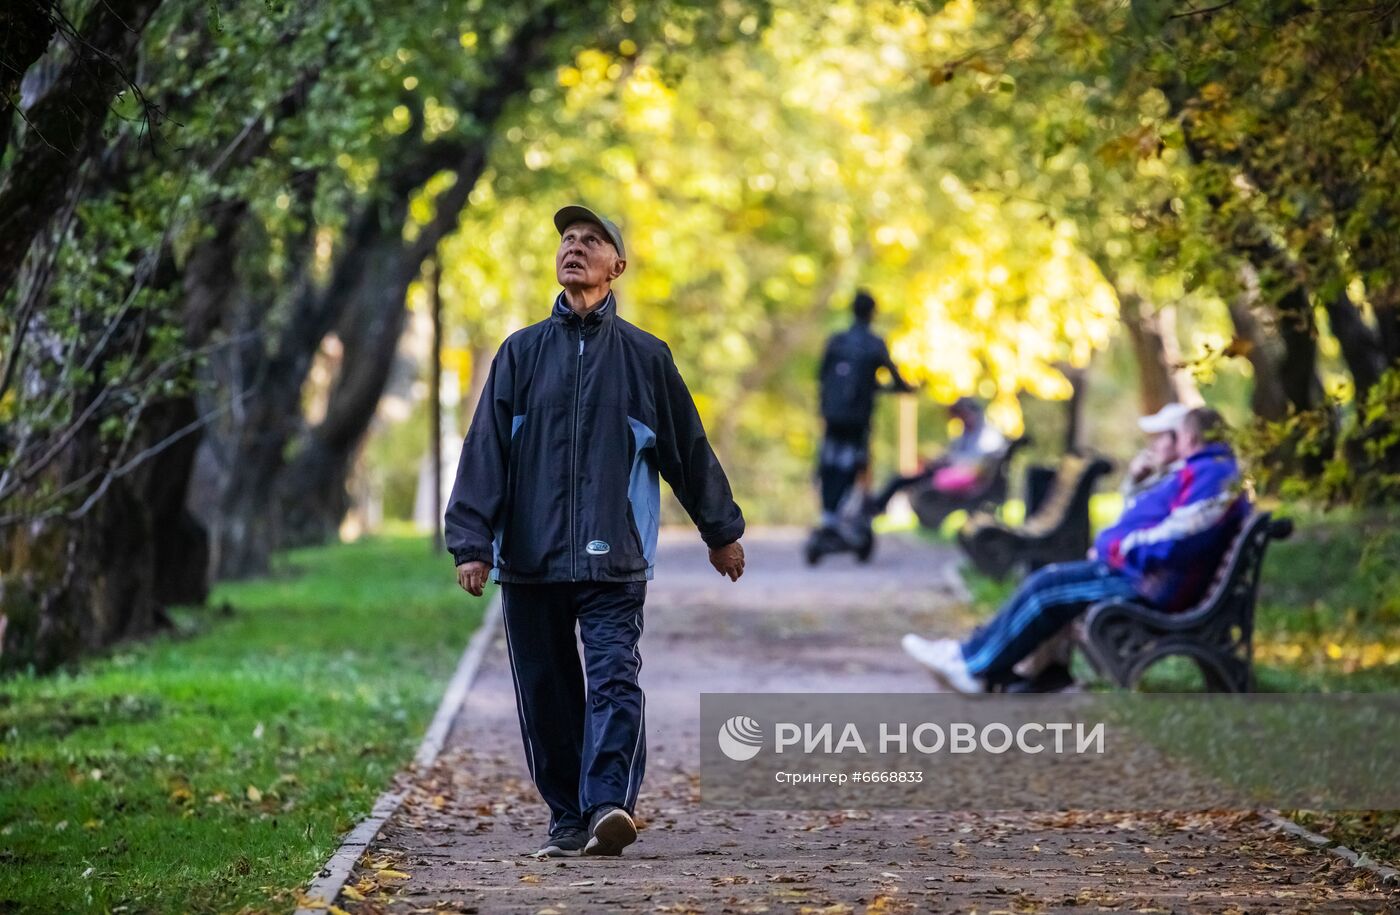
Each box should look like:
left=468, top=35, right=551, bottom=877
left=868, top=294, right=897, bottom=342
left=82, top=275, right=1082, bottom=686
left=0, top=534, right=483, bottom=914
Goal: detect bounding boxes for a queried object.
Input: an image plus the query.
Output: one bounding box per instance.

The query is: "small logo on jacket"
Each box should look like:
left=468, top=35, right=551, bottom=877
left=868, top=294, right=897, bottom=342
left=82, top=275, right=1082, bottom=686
left=718, top=716, right=764, bottom=761
left=585, top=540, right=611, bottom=555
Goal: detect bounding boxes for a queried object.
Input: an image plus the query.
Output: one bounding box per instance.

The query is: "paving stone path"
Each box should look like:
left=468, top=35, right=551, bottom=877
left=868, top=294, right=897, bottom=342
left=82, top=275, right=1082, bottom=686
left=339, top=528, right=1398, bottom=914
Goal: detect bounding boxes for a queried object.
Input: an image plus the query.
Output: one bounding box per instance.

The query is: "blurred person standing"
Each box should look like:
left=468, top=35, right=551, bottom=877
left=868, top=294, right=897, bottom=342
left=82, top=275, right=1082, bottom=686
left=814, top=290, right=915, bottom=529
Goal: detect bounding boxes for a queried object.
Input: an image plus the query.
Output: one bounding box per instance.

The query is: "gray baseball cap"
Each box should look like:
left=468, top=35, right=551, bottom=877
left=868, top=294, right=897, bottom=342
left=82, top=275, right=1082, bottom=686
left=554, top=204, right=626, bottom=259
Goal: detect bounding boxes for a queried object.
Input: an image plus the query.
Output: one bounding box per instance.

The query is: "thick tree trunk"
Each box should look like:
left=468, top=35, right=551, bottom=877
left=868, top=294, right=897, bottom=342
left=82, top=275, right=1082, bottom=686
left=0, top=397, right=200, bottom=673
left=276, top=282, right=412, bottom=547
left=0, top=192, right=243, bottom=667
left=1226, top=263, right=1290, bottom=423
left=193, top=140, right=463, bottom=573
left=0, top=1, right=58, bottom=161
left=0, top=0, right=165, bottom=297
left=191, top=265, right=347, bottom=578
left=1321, top=290, right=1386, bottom=401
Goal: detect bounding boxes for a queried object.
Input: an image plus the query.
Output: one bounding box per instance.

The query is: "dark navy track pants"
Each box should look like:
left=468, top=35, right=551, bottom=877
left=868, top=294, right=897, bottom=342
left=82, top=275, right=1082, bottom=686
left=959, top=560, right=1141, bottom=682
left=499, top=580, right=647, bottom=832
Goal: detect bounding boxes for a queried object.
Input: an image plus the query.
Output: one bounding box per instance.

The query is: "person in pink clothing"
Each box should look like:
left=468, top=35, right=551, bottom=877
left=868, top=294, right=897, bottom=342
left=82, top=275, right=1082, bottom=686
left=866, top=397, right=1008, bottom=515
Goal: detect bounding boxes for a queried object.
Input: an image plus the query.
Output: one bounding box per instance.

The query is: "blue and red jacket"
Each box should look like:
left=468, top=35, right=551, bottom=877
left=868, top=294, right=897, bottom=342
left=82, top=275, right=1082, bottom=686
left=1093, top=442, right=1249, bottom=613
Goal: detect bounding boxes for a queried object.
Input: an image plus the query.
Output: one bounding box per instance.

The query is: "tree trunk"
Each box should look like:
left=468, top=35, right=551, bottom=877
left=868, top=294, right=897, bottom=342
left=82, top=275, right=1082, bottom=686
left=1373, top=287, right=1400, bottom=366
left=1226, top=263, right=1290, bottom=422
left=1321, top=289, right=1387, bottom=402
left=428, top=257, right=443, bottom=551
left=275, top=280, right=412, bottom=547
left=1118, top=291, right=1200, bottom=413
left=1272, top=284, right=1324, bottom=415
left=0, top=1, right=58, bottom=161
left=210, top=8, right=565, bottom=559
left=0, top=397, right=199, bottom=673
left=1060, top=364, right=1089, bottom=454
left=191, top=266, right=348, bottom=578
left=0, top=0, right=165, bottom=297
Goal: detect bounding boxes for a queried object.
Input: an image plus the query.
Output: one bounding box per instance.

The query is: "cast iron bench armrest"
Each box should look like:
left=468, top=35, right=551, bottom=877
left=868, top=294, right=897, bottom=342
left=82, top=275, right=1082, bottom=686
left=1074, top=512, right=1291, bottom=693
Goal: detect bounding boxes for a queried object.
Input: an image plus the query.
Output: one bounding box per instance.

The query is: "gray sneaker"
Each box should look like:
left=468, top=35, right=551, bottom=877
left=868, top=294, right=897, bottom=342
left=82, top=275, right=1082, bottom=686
left=584, top=806, right=637, bottom=856
left=533, top=825, right=587, bottom=858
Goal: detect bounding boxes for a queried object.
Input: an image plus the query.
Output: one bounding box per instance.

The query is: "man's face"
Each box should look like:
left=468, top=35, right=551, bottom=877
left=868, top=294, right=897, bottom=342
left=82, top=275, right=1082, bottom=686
left=556, top=220, right=624, bottom=289
left=1148, top=430, right=1180, bottom=467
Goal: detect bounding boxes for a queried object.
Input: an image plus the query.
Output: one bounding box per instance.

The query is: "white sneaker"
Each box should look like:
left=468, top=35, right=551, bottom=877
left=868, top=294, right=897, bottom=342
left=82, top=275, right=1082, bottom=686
left=901, top=633, right=952, bottom=667
left=901, top=634, right=983, bottom=693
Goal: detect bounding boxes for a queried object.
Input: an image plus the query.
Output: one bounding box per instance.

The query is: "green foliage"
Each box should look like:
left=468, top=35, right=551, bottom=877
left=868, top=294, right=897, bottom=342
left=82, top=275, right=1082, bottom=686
left=0, top=535, right=482, bottom=913
left=1235, top=366, right=1400, bottom=504
left=437, top=0, right=1139, bottom=521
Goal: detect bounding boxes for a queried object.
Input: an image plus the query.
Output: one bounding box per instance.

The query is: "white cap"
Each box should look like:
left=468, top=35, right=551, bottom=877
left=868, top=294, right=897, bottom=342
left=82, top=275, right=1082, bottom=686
left=1137, top=402, right=1191, bottom=434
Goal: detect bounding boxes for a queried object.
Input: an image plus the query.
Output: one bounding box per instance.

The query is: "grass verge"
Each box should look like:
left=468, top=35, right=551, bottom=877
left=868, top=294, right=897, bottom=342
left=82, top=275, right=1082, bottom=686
left=0, top=534, right=481, bottom=914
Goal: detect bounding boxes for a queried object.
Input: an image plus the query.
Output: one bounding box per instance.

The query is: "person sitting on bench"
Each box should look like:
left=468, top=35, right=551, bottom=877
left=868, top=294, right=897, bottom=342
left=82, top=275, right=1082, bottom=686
left=867, top=396, right=1007, bottom=516
left=901, top=407, right=1248, bottom=693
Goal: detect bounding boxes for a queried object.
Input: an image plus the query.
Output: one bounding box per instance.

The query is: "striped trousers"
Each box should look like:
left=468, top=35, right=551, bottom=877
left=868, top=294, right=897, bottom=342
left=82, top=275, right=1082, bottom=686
left=500, top=581, right=647, bottom=832
left=960, top=560, right=1142, bottom=682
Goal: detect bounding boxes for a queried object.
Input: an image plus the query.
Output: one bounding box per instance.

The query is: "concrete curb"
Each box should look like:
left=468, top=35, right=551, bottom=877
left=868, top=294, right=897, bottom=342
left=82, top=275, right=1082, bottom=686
left=1261, top=811, right=1399, bottom=886
left=293, top=590, right=503, bottom=914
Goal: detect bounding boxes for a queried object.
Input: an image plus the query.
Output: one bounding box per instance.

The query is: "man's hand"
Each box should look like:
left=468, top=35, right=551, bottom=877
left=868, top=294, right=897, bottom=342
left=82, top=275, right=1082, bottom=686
left=1126, top=449, right=1155, bottom=483
left=456, top=560, right=491, bottom=597
left=708, top=540, right=745, bottom=581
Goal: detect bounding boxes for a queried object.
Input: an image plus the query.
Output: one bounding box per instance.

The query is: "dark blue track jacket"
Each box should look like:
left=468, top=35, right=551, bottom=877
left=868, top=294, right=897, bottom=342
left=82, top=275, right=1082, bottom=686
left=445, top=291, right=745, bottom=583
left=818, top=322, right=913, bottom=432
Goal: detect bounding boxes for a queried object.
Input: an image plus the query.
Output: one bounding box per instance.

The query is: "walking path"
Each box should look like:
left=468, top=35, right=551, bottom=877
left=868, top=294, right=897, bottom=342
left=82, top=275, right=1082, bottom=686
left=336, top=528, right=1397, bottom=913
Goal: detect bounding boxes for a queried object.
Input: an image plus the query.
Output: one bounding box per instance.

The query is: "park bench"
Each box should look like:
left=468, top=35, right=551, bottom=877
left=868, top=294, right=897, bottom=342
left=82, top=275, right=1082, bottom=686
left=1075, top=511, right=1293, bottom=693
left=908, top=436, right=1031, bottom=530
left=956, top=453, right=1114, bottom=580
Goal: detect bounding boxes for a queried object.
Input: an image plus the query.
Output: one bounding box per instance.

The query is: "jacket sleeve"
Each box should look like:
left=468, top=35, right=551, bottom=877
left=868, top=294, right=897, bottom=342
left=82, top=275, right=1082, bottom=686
left=1107, top=462, right=1241, bottom=576
left=877, top=339, right=916, bottom=393
left=817, top=336, right=834, bottom=383
left=444, top=344, right=513, bottom=566
left=654, top=343, right=746, bottom=549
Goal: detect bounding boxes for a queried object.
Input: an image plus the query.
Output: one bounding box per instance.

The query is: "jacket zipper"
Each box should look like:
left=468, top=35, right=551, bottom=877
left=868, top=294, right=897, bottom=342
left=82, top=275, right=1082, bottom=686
left=570, top=327, right=584, bottom=581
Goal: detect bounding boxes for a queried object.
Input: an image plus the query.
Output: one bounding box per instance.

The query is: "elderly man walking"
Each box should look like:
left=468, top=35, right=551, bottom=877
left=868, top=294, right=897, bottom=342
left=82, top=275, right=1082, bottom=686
left=445, top=205, right=746, bottom=858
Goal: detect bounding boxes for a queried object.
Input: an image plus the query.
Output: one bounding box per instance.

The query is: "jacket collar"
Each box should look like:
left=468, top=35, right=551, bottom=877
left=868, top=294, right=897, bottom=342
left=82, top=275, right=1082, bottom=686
left=1185, top=441, right=1234, bottom=464
left=551, top=289, right=616, bottom=334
